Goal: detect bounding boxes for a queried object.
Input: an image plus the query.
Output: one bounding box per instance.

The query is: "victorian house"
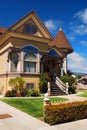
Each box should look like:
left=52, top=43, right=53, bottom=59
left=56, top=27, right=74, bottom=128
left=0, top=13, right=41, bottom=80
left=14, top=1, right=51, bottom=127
left=0, top=11, right=73, bottom=95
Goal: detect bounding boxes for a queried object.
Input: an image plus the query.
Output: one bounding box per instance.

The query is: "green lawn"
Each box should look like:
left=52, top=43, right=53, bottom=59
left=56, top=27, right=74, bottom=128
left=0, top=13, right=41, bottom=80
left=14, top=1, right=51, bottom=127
left=78, top=90, right=87, bottom=98
left=0, top=97, right=67, bottom=119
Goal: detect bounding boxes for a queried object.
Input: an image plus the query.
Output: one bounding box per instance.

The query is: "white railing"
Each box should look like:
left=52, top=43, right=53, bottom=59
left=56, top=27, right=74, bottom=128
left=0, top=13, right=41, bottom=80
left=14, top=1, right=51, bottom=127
left=55, top=77, right=69, bottom=94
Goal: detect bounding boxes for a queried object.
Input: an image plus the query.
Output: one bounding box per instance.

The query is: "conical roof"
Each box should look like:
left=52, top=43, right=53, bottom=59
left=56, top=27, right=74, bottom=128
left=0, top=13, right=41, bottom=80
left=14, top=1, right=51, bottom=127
left=49, top=28, right=73, bottom=54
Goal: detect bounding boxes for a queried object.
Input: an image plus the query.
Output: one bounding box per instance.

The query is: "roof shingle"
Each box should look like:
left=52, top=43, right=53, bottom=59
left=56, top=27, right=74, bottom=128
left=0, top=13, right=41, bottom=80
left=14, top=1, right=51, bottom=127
left=49, top=29, right=73, bottom=54
left=0, top=27, right=7, bottom=34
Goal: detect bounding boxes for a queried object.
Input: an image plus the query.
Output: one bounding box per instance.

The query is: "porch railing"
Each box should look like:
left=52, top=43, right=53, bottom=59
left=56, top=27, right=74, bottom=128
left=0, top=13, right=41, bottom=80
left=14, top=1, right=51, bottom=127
left=55, top=76, right=69, bottom=94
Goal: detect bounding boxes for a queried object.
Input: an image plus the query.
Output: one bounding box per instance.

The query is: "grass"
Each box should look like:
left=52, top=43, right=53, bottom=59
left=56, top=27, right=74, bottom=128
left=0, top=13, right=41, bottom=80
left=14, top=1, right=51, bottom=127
left=0, top=97, right=67, bottom=119
left=78, top=90, right=87, bottom=98
left=76, top=89, right=87, bottom=98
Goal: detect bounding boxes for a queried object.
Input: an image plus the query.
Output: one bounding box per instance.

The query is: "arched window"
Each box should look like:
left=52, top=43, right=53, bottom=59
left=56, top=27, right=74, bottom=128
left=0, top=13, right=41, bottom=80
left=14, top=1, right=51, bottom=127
left=22, top=45, right=38, bottom=52
left=24, top=52, right=36, bottom=73
left=24, top=53, right=36, bottom=61
left=23, top=23, right=37, bottom=34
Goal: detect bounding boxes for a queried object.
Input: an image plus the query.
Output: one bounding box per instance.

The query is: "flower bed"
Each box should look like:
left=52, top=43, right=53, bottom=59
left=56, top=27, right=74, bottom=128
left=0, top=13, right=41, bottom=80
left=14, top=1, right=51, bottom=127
left=44, top=101, right=87, bottom=125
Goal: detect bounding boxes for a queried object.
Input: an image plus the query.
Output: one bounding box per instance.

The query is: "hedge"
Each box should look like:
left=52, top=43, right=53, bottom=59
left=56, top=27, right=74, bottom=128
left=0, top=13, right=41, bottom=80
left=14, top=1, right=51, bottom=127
left=44, top=101, right=87, bottom=125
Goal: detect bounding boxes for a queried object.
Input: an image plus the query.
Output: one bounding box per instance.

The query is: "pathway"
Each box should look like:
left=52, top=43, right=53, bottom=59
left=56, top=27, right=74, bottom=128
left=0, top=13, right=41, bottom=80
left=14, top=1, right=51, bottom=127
left=0, top=93, right=87, bottom=130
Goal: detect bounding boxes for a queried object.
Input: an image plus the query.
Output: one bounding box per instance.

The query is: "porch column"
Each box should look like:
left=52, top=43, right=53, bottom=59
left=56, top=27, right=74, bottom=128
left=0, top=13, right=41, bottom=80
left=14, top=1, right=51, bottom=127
left=63, top=57, right=67, bottom=74
left=36, top=53, right=40, bottom=74
left=17, top=53, right=21, bottom=73
left=41, top=63, right=44, bottom=73
left=20, top=51, right=24, bottom=73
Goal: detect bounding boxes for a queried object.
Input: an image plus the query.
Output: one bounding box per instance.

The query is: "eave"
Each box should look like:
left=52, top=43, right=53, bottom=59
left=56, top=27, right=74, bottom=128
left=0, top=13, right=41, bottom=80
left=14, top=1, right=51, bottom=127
left=0, top=31, right=52, bottom=46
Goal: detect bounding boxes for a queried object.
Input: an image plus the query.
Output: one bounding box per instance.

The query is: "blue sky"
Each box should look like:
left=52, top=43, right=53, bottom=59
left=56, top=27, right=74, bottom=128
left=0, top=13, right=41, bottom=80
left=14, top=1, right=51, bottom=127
left=0, top=0, right=87, bottom=73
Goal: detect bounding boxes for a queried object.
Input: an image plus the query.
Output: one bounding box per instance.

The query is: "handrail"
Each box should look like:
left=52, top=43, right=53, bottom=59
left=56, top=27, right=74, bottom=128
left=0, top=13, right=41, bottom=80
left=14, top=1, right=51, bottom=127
left=55, top=76, right=68, bottom=94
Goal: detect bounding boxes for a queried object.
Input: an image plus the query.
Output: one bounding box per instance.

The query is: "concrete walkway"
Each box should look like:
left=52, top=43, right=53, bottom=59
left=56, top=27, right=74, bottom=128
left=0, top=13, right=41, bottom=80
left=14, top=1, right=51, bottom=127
left=58, top=92, right=87, bottom=102
left=0, top=93, right=87, bottom=130
left=0, top=101, right=49, bottom=130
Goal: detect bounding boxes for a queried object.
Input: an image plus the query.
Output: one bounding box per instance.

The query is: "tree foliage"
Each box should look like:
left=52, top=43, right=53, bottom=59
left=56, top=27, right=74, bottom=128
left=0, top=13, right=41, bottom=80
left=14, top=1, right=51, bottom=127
left=39, top=72, right=51, bottom=93
left=9, top=77, right=25, bottom=94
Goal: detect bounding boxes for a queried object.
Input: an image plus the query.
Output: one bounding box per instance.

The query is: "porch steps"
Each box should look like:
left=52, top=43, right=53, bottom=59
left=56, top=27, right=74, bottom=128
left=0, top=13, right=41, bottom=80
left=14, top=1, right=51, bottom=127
left=50, top=82, right=67, bottom=96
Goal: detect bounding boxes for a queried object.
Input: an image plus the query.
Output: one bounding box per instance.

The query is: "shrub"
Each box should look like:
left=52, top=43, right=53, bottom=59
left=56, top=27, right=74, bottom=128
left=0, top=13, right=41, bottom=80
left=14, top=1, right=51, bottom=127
left=16, top=93, right=21, bottom=97
left=60, top=75, right=76, bottom=94
left=9, top=77, right=25, bottom=94
left=39, top=82, right=48, bottom=93
left=68, top=86, right=76, bottom=94
left=44, top=101, right=87, bottom=125
left=39, top=73, right=50, bottom=93
left=21, top=89, right=28, bottom=97
left=27, top=89, right=40, bottom=97
left=5, top=90, right=17, bottom=97
left=60, top=75, right=75, bottom=86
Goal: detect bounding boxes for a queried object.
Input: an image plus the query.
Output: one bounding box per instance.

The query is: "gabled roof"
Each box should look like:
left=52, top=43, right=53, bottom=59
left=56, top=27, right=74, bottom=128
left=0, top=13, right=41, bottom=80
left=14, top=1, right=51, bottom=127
left=49, top=28, right=73, bottom=54
left=49, top=45, right=65, bottom=58
left=8, top=10, right=53, bottom=39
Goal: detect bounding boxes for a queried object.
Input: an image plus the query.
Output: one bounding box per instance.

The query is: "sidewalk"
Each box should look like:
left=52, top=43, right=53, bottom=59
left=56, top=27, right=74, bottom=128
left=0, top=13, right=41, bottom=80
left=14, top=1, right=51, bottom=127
left=0, top=101, right=49, bottom=130
left=58, top=92, right=87, bottom=102
left=0, top=93, right=87, bottom=130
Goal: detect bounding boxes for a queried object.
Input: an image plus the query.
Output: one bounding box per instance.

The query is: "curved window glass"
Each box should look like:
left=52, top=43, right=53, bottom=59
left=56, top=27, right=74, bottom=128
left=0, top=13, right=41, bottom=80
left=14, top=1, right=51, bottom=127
left=22, top=46, right=38, bottom=52
left=24, top=53, right=36, bottom=61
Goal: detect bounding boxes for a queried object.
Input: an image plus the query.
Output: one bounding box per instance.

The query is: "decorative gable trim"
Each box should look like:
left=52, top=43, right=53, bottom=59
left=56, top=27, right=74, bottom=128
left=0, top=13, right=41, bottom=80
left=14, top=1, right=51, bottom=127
left=8, top=11, right=53, bottom=39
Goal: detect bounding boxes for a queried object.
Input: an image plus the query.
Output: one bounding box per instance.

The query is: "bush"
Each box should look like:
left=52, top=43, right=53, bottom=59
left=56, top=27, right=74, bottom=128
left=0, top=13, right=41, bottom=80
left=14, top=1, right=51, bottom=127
left=27, top=89, right=40, bottom=97
left=60, top=75, right=76, bottom=94
left=21, top=89, right=28, bottom=97
left=5, top=90, right=17, bottom=97
left=39, top=73, right=50, bottom=93
left=9, top=77, right=25, bottom=94
left=44, top=101, right=87, bottom=125
left=16, top=93, right=21, bottom=97
left=60, top=75, right=75, bottom=86
left=68, top=86, right=76, bottom=94
left=39, top=82, right=48, bottom=93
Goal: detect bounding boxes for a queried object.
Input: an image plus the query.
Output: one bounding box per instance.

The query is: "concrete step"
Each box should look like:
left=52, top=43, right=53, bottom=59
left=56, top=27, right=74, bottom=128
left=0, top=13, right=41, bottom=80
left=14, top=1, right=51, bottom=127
left=50, top=82, right=66, bottom=96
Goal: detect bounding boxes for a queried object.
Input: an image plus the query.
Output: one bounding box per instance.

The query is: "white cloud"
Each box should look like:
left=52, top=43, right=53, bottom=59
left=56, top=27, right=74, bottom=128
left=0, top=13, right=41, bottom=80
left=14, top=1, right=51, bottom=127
left=44, top=20, right=56, bottom=30
left=44, top=19, right=64, bottom=32
left=70, top=24, right=87, bottom=35
left=74, top=24, right=87, bottom=35
left=68, top=35, right=76, bottom=42
left=80, top=40, right=87, bottom=47
left=70, top=8, right=87, bottom=35
left=74, top=8, right=87, bottom=24
left=68, top=52, right=87, bottom=73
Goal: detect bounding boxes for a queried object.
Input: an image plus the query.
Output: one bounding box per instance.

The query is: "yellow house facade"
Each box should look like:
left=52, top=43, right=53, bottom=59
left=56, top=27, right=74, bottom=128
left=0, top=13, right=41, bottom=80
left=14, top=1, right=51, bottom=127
left=0, top=11, right=73, bottom=95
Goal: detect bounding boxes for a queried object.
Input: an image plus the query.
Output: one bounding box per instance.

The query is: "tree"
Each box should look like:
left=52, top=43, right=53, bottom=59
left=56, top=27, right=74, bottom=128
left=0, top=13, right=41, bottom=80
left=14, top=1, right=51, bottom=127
left=60, top=75, right=76, bottom=94
left=9, top=77, right=25, bottom=94
left=39, top=72, right=51, bottom=93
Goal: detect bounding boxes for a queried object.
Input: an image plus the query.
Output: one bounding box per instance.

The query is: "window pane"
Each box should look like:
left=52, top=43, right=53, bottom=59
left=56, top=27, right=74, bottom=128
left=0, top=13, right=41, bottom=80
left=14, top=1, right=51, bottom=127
left=29, top=62, right=36, bottom=72
left=24, top=62, right=29, bottom=72
left=11, top=53, right=18, bottom=72
left=11, top=53, right=18, bottom=63
left=24, top=53, right=36, bottom=61
left=24, top=62, right=36, bottom=72
left=26, top=83, right=34, bottom=90
left=11, top=62, right=17, bottom=72
left=23, top=24, right=37, bottom=34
